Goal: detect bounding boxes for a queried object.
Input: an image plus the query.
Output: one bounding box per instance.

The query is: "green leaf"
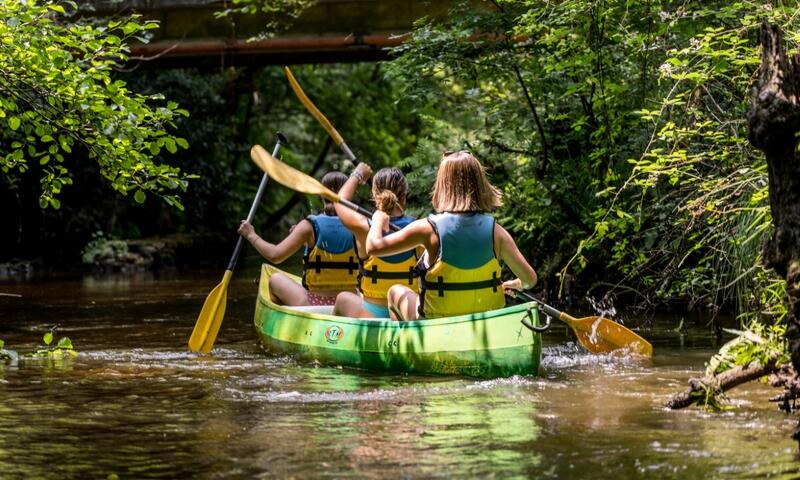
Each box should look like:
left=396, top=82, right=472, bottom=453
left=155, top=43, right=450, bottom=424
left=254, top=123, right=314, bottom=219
left=50, top=198, right=61, bottom=210
left=175, top=138, right=189, bottom=149
left=164, top=138, right=177, bottom=154
left=0, top=339, right=4, bottom=349
left=43, top=332, right=54, bottom=345
left=134, top=190, right=146, bottom=204
left=9, top=117, right=20, bottom=130
left=56, top=337, right=73, bottom=349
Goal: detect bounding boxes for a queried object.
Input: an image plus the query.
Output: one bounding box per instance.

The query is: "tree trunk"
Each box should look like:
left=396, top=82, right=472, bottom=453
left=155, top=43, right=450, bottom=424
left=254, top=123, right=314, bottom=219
left=747, top=20, right=800, bottom=441
left=666, top=361, right=778, bottom=409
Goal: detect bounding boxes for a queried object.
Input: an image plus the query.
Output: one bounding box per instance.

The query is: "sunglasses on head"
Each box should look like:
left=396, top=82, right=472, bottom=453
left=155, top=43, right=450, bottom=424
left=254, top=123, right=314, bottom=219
left=443, top=149, right=471, bottom=156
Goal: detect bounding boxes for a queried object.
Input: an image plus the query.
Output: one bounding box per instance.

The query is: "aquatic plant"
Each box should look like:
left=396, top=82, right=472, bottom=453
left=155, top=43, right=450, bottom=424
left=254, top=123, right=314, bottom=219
left=32, top=331, right=77, bottom=360
left=0, top=332, right=77, bottom=365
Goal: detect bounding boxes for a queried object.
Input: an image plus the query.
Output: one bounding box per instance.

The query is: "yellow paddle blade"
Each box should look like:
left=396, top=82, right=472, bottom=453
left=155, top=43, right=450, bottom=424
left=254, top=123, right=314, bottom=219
left=188, top=270, right=232, bottom=353
left=250, top=145, right=340, bottom=203
left=566, top=316, right=653, bottom=357
left=284, top=66, right=345, bottom=146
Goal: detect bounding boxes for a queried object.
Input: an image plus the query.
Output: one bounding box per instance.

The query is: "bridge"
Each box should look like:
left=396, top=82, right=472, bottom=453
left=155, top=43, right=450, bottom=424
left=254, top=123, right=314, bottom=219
left=82, top=0, right=466, bottom=68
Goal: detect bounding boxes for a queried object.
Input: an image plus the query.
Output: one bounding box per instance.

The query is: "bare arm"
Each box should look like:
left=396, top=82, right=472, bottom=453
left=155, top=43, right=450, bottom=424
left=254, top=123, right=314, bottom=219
left=238, top=219, right=313, bottom=264
left=494, top=223, right=538, bottom=290
left=366, top=212, right=434, bottom=257
left=333, top=163, right=372, bottom=241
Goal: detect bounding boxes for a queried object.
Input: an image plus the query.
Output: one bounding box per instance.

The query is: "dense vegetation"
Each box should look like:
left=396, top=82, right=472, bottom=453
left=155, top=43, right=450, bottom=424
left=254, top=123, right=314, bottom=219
left=2, top=0, right=797, bottom=335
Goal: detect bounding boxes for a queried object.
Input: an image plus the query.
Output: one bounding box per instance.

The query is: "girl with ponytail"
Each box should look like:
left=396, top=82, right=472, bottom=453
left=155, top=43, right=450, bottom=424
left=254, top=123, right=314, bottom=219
left=333, top=164, right=419, bottom=318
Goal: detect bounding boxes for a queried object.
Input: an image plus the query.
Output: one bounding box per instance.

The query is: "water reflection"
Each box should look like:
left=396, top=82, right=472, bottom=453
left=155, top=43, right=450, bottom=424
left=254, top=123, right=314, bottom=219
left=1, top=269, right=799, bottom=478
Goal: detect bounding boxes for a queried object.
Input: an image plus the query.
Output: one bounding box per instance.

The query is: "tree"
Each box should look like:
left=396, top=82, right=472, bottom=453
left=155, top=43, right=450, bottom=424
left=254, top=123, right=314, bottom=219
left=0, top=1, right=191, bottom=210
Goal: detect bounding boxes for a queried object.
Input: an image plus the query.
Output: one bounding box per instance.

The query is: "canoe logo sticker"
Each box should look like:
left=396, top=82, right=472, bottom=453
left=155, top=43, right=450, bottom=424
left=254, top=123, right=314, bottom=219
left=325, top=325, right=344, bottom=344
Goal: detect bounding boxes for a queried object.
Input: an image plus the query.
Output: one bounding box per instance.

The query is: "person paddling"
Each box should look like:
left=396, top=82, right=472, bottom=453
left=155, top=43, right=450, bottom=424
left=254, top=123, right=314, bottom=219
left=332, top=164, right=419, bottom=318
left=366, top=151, right=538, bottom=320
left=237, top=171, right=358, bottom=306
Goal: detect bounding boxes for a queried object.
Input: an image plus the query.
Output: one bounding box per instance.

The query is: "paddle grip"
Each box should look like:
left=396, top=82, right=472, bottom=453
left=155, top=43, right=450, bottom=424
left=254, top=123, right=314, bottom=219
left=228, top=135, right=285, bottom=271
left=339, top=198, right=401, bottom=232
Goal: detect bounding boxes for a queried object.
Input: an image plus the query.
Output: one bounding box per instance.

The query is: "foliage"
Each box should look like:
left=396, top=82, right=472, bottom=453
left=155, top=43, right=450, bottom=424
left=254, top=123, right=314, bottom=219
left=390, top=0, right=794, bottom=325
left=81, top=231, right=128, bottom=265
left=0, top=0, right=191, bottom=210
left=214, top=0, right=313, bottom=25
left=0, top=331, right=76, bottom=366
left=574, top=2, right=795, bottom=320
left=686, top=322, right=791, bottom=411
left=32, top=330, right=77, bottom=360
left=388, top=0, right=665, bottom=281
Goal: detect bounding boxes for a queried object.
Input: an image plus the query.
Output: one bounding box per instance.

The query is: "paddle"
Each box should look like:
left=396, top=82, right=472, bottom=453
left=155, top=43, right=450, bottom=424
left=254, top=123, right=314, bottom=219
left=249, top=144, right=399, bottom=232
left=514, top=290, right=653, bottom=357
left=284, top=66, right=357, bottom=163
left=188, top=134, right=287, bottom=353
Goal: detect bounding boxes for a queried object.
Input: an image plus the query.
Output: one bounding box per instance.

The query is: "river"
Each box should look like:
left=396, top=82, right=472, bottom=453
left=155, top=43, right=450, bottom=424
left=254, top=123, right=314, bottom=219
left=1, top=267, right=798, bottom=479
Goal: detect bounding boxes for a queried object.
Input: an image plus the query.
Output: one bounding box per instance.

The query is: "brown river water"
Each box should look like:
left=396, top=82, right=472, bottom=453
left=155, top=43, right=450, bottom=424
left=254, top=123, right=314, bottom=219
left=1, top=266, right=799, bottom=479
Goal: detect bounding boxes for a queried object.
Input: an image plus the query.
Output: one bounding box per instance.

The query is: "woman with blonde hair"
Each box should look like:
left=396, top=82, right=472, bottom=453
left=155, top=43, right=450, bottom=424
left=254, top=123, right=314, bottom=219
left=366, top=150, right=537, bottom=320
left=333, top=163, right=419, bottom=318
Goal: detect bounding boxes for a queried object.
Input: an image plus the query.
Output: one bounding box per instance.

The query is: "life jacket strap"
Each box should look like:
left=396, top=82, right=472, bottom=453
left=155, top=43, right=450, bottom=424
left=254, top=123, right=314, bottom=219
left=359, top=265, right=419, bottom=285
left=305, top=255, right=358, bottom=273
left=421, top=271, right=501, bottom=297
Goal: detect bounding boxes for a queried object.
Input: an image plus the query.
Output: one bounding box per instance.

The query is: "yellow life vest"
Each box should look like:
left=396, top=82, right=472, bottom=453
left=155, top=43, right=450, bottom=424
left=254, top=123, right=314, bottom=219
left=358, top=215, right=419, bottom=300
left=419, top=213, right=505, bottom=318
left=302, top=214, right=358, bottom=292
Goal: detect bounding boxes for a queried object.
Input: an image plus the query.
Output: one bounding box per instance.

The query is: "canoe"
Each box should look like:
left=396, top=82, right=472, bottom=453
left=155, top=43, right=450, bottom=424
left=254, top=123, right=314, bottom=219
left=254, top=264, right=543, bottom=378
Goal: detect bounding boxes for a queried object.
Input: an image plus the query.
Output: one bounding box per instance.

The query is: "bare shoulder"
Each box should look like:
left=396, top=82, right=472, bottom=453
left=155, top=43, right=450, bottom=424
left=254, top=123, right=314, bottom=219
left=292, top=217, right=315, bottom=241
left=493, top=222, right=513, bottom=242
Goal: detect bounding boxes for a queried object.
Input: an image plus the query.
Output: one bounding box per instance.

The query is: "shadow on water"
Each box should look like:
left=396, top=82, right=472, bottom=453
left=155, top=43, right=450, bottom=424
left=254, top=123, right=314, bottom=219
left=2, top=268, right=800, bottom=478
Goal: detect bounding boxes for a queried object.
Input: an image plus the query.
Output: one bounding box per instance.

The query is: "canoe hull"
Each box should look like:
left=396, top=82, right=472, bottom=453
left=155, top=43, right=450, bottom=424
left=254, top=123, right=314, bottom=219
left=254, top=265, right=542, bottom=378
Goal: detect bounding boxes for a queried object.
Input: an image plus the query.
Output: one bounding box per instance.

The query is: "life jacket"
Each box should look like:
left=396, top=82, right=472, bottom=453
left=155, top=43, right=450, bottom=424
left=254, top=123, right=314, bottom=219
left=418, top=212, right=505, bottom=318
left=302, top=214, right=358, bottom=292
left=358, top=215, right=419, bottom=301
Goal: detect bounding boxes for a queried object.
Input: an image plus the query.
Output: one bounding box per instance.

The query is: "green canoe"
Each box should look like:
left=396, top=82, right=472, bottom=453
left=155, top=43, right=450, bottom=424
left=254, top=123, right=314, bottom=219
left=254, top=265, right=543, bottom=378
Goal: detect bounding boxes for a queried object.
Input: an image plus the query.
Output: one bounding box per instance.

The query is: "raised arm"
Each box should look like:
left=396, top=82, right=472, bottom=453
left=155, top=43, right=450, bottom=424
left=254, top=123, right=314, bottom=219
left=494, top=223, right=538, bottom=291
left=238, top=218, right=313, bottom=264
left=334, top=163, right=372, bottom=238
left=366, top=212, right=434, bottom=257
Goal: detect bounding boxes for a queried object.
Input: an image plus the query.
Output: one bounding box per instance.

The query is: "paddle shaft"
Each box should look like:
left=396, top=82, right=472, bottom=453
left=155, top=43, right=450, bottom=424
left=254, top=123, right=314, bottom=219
left=284, top=67, right=358, bottom=163
left=228, top=134, right=286, bottom=271
left=339, top=198, right=400, bottom=232
left=515, top=290, right=572, bottom=323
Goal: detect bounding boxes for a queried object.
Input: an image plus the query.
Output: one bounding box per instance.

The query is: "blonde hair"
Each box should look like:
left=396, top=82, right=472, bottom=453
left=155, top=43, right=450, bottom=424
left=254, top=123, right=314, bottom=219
left=431, top=151, right=502, bottom=213
left=372, top=167, right=408, bottom=213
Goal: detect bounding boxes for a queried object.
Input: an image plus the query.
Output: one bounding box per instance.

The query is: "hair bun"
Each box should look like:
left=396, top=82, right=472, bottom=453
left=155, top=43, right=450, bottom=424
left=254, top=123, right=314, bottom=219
left=375, top=190, right=400, bottom=213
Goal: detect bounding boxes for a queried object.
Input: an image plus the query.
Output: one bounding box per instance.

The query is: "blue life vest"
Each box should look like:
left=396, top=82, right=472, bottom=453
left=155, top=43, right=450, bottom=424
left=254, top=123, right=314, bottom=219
left=302, top=214, right=358, bottom=292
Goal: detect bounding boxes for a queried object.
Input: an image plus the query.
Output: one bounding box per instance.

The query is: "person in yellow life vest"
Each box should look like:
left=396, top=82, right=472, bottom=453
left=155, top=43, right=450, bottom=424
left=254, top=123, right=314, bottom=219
left=332, top=163, right=419, bottom=318
left=365, top=151, right=538, bottom=320
left=237, top=171, right=358, bottom=306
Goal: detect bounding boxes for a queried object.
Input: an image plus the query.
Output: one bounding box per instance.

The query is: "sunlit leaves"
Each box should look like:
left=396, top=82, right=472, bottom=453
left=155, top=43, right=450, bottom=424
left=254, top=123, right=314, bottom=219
left=0, top=1, right=191, bottom=209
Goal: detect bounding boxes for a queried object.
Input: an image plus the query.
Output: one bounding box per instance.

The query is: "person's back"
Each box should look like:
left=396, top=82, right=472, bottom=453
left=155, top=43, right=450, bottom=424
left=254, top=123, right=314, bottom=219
left=332, top=165, right=419, bottom=318
left=302, top=213, right=358, bottom=293
left=358, top=214, right=417, bottom=304
left=419, top=212, right=505, bottom=318
left=238, top=171, right=357, bottom=306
